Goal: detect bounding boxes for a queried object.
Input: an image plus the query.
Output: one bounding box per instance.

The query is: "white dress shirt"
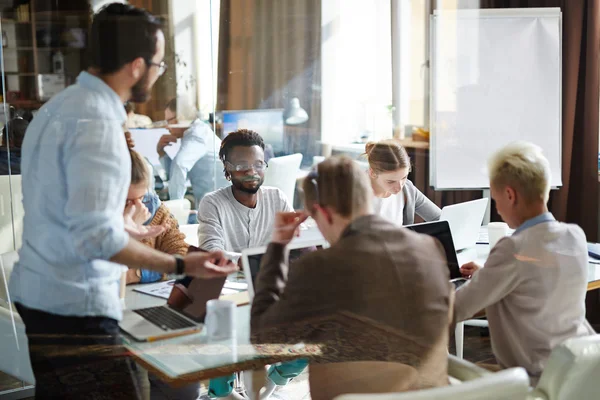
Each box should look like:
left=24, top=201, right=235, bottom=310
left=9, top=71, right=130, bottom=321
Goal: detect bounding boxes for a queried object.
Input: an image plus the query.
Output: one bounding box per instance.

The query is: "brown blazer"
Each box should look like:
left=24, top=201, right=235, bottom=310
left=251, top=214, right=453, bottom=391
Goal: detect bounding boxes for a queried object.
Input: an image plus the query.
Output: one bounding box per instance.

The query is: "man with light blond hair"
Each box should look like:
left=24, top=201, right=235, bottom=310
left=456, top=141, right=595, bottom=384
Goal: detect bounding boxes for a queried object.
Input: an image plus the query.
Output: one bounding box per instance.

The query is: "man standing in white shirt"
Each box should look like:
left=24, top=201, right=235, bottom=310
left=455, top=141, right=595, bottom=384
left=8, top=4, right=236, bottom=399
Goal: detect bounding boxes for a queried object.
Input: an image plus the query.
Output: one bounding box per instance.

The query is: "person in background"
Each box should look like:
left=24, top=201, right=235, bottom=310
left=125, top=100, right=153, bottom=128
left=124, top=149, right=188, bottom=284
left=455, top=141, right=595, bottom=384
left=364, top=139, right=440, bottom=225
left=8, top=4, right=236, bottom=399
left=197, top=129, right=299, bottom=398
left=198, top=129, right=293, bottom=263
left=251, top=156, right=452, bottom=398
left=0, top=117, right=29, bottom=174
left=157, top=97, right=222, bottom=220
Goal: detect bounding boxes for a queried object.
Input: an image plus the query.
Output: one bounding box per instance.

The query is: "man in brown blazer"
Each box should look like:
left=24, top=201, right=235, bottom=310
left=250, top=156, right=453, bottom=398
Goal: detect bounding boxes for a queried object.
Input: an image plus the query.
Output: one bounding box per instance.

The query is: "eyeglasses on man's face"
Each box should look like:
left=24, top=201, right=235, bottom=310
left=146, top=60, right=167, bottom=77
left=224, top=160, right=268, bottom=172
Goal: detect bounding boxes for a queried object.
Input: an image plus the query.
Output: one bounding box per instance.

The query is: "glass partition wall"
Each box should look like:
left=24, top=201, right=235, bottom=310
left=0, top=0, right=507, bottom=397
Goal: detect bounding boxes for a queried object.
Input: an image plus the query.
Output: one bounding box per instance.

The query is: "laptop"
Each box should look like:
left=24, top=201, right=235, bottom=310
left=439, top=198, right=489, bottom=250
left=119, top=276, right=226, bottom=342
left=405, top=220, right=468, bottom=289
left=241, top=239, right=328, bottom=301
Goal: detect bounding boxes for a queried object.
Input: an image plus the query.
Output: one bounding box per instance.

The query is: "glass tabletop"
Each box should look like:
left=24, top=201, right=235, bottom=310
left=124, top=305, right=321, bottom=379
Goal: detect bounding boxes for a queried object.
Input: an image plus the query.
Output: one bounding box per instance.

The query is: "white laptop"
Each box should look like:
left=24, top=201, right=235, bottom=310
left=439, top=198, right=489, bottom=250
left=241, top=239, right=328, bottom=301
left=119, top=276, right=226, bottom=342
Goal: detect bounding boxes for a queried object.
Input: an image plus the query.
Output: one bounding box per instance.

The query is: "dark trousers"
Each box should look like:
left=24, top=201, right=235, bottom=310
left=16, top=303, right=148, bottom=400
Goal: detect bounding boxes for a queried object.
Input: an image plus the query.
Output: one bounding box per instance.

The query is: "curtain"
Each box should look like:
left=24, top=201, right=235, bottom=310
left=480, top=0, right=600, bottom=242
left=217, top=0, right=321, bottom=161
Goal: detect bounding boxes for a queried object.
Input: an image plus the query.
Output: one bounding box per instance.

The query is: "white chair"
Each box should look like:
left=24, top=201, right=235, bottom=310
left=0, top=251, right=35, bottom=398
left=334, top=366, right=530, bottom=400
left=263, top=153, right=303, bottom=205
left=163, top=199, right=192, bottom=226
left=0, top=175, right=24, bottom=254
left=528, top=334, right=600, bottom=400
left=0, top=250, right=19, bottom=309
left=455, top=318, right=489, bottom=359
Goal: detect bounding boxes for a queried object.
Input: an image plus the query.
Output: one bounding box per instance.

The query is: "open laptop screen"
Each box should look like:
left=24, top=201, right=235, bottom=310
left=246, top=246, right=324, bottom=288
left=406, top=221, right=462, bottom=280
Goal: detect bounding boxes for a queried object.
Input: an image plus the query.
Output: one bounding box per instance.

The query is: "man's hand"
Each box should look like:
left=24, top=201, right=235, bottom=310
left=167, top=125, right=188, bottom=138
left=124, top=205, right=165, bottom=240
left=184, top=250, right=238, bottom=278
left=460, top=262, right=482, bottom=279
left=156, top=134, right=178, bottom=157
left=272, top=211, right=309, bottom=246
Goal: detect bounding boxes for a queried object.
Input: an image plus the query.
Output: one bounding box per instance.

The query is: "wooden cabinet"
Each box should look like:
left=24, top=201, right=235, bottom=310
left=0, top=0, right=90, bottom=110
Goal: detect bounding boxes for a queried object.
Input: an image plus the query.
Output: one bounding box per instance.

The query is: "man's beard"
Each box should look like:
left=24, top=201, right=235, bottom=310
left=231, top=175, right=263, bottom=194
left=130, top=70, right=151, bottom=103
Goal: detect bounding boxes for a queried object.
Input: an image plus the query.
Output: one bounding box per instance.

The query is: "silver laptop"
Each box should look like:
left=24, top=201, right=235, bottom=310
left=440, top=198, right=489, bottom=250
left=119, top=276, right=226, bottom=342
left=241, top=239, right=327, bottom=301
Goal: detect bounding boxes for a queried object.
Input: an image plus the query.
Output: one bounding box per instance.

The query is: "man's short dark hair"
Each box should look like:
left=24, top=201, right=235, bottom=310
left=88, top=3, right=163, bottom=74
left=165, top=98, right=177, bottom=113
left=219, top=129, right=265, bottom=161
left=124, top=101, right=134, bottom=114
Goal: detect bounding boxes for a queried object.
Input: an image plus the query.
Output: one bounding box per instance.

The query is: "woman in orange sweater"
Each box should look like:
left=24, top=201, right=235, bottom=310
left=124, top=149, right=189, bottom=284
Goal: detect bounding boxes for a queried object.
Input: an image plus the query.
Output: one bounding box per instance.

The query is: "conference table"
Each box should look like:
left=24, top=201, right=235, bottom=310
left=122, top=224, right=600, bottom=392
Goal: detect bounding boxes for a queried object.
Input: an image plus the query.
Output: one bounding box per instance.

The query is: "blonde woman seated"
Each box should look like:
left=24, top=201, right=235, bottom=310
left=364, top=139, right=440, bottom=225
left=124, top=149, right=189, bottom=284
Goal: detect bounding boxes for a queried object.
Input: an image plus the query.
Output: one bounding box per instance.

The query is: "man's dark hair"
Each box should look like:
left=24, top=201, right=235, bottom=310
left=219, top=129, right=265, bottom=161
left=88, top=3, right=163, bottom=74
left=165, top=98, right=177, bottom=113
left=124, top=101, right=135, bottom=114
left=1, top=118, right=29, bottom=149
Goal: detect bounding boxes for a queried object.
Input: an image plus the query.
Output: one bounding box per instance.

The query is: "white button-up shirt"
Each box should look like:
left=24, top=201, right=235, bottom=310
left=9, top=71, right=131, bottom=321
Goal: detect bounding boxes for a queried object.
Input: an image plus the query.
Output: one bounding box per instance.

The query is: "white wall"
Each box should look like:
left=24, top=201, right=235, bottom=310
left=321, top=0, right=392, bottom=145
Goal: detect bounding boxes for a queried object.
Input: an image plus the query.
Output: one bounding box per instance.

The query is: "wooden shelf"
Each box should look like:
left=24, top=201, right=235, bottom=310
left=7, top=100, right=43, bottom=108
left=7, top=46, right=85, bottom=52
left=1, top=19, right=31, bottom=25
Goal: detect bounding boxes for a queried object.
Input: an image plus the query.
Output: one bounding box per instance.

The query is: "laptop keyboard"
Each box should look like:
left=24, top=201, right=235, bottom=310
left=134, top=306, right=196, bottom=331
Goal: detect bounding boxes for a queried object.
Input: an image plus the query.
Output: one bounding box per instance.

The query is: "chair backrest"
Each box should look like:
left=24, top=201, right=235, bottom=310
left=0, top=175, right=24, bottom=254
left=263, top=153, right=303, bottom=205
left=309, top=362, right=419, bottom=400
left=0, top=251, right=19, bottom=307
left=163, top=199, right=191, bottom=226
left=533, top=334, right=600, bottom=400
left=334, top=367, right=530, bottom=400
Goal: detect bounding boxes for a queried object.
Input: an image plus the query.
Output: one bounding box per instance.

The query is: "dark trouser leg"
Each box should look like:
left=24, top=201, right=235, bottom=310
left=15, top=303, right=147, bottom=400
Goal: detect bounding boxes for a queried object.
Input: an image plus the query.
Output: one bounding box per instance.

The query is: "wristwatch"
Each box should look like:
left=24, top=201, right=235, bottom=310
left=172, top=254, right=186, bottom=279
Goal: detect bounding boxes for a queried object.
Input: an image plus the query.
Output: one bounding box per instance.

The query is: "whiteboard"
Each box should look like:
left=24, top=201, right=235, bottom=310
left=430, top=8, right=562, bottom=189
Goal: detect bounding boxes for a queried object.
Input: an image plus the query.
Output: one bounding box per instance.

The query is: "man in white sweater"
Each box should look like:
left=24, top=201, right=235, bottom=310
left=456, top=141, right=595, bottom=384
left=197, top=129, right=299, bottom=398
left=197, top=129, right=293, bottom=263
